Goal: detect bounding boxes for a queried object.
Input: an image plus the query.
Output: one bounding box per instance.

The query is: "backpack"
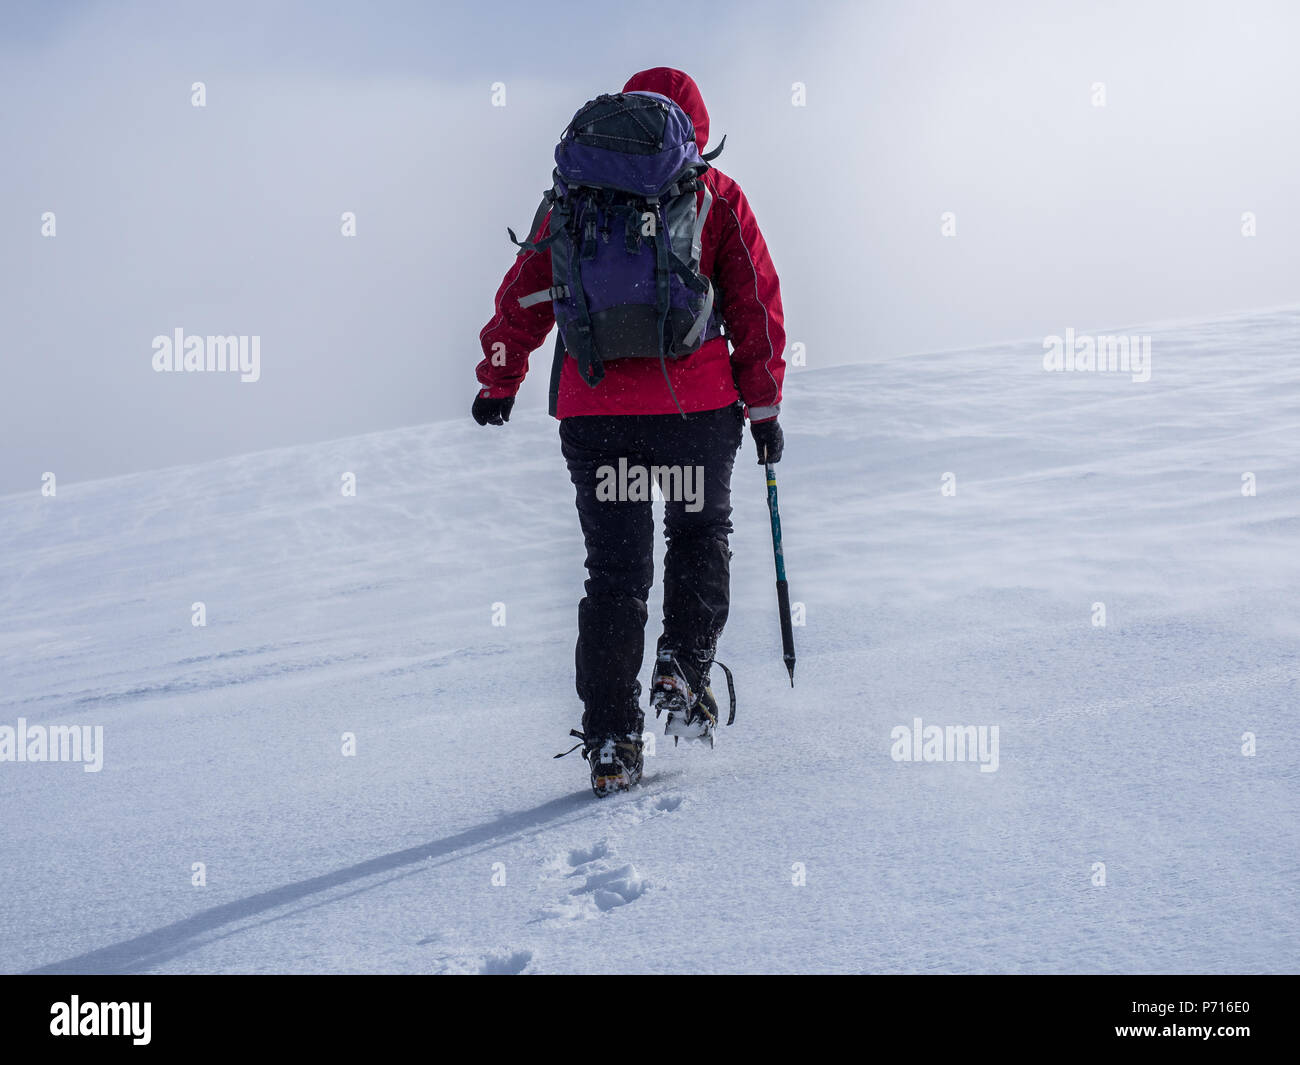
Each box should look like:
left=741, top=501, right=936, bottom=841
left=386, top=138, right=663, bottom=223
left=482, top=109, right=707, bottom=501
left=508, top=91, right=726, bottom=415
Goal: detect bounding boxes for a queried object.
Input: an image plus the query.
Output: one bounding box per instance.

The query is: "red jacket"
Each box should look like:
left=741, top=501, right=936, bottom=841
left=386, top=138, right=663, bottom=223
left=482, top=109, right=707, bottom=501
left=477, top=67, right=786, bottom=422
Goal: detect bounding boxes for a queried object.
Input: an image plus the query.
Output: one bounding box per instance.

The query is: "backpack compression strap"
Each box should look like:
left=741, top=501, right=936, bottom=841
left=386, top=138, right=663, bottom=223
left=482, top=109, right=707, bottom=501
left=510, top=187, right=602, bottom=391
left=507, top=187, right=561, bottom=253
left=680, top=181, right=715, bottom=348
left=518, top=285, right=569, bottom=308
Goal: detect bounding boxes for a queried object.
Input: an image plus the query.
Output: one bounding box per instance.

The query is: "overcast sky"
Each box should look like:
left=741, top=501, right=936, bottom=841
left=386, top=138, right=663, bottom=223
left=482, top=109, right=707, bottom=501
left=2, top=0, right=1297, bottom=493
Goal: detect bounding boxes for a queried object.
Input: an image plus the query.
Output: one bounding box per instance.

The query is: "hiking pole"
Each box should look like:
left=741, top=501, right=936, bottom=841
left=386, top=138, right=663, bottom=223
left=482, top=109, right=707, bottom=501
left=763, top=450, right=796, bottom=686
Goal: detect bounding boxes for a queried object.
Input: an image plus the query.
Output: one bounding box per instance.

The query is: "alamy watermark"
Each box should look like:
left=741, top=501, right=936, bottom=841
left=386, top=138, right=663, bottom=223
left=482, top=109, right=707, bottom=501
left=596, top=457, right=705, bottom=513
left=890, top=716, right=1000, bottom=773
left=152, top=328, right=260, bottom=382
left=50, top=997, right=150, bottom=1045
left=0, top=718, right=103, bottom=772
left=1042, top=328, right=1151, bottom=382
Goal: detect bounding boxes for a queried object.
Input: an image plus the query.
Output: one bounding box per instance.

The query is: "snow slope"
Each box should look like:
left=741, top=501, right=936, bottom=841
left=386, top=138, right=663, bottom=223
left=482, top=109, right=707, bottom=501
left=2, top=307, right=1298, bottom=974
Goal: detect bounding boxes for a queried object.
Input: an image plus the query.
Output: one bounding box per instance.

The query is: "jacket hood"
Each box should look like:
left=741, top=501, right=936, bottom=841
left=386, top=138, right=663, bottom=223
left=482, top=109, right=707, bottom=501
left=622, top=67, right=710, bottom=152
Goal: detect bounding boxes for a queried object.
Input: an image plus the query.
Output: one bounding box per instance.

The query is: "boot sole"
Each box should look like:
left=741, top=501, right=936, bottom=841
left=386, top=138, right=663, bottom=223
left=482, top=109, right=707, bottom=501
left=591, top=768, right=643, bottom=796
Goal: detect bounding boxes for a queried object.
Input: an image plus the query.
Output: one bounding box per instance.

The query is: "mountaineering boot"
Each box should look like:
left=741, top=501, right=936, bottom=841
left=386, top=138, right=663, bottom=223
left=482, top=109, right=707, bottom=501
left=650, top=648, right=723, bottom=747
left=554, top=723, right=645, bottom=797
left=584, top=732, right=644, bottom=796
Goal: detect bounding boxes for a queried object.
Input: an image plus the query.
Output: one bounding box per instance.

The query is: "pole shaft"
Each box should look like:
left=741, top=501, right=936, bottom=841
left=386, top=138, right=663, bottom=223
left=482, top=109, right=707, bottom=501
left=766, top=463, right=787, bottom=582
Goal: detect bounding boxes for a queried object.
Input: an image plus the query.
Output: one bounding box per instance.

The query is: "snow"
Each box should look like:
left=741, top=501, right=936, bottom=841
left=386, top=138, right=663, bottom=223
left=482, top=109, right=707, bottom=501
left=2, top=307, right=1298, bottom=974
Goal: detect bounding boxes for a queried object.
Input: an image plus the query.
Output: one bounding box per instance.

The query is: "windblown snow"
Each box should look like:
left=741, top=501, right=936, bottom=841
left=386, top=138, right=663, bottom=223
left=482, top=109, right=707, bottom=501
left=2, top=307, right=1297, bottom=974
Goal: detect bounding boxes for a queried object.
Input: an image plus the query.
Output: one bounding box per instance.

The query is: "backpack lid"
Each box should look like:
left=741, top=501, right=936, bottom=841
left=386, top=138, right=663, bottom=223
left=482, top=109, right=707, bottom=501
left=555, top=91, right=705, bottom=198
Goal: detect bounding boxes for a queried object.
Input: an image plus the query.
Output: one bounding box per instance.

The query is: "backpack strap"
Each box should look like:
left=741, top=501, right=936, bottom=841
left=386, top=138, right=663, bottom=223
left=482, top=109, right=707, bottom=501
left=701, top=134, right=726, bottom=163
left=646, top=198, right=687, bottom=418
left=547, top=329, right=565, bottom=418
left=512, top=187, right=600, bottom=389
left=509, top=227, right=563, bottom=254
left=681, top=278, right=716, bottom=349
left=507, top=187, right=560, bottom=252
left=667, top=251, right=709, bottom=293
left=662, top=252, right=715, bottom=350
left=691, top=182, right=713, bottom=266
left=560, top=246, right=602, bottom=387
left=518, top=285, right=569, bottom=309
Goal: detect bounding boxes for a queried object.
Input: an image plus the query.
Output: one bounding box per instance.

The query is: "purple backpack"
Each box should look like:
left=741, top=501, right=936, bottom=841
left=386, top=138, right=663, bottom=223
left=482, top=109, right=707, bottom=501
left=508, top=91, right=725, bottom=415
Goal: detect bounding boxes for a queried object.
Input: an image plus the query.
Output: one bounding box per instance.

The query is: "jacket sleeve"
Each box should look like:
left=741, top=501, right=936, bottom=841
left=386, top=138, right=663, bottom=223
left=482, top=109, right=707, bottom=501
left=476, top=215, right=555, bottom=398
left=709, top=176, right=786, bottom=420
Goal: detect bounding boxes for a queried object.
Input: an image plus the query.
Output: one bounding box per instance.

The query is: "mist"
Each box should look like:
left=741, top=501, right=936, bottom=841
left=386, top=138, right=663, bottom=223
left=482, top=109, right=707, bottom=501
left=2, top=0, right=1296, bottom=494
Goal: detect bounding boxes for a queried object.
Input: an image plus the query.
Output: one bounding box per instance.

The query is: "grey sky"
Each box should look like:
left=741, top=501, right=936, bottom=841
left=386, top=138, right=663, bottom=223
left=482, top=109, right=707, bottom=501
left=2, top=0, right=1297, bottom=493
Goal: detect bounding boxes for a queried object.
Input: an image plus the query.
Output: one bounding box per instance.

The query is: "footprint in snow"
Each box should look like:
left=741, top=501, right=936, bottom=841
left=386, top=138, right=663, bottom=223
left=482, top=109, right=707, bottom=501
left=542, top=839, right=611, bottom=878
left=478, top=949, right=534, bottom=975
left=566, top=840, right=610, bottom=867
left=534, top=838, right=650, bottom=921
left=428, top=948, right=535, bottom=975
left=570, top=863, right=647, bottom=911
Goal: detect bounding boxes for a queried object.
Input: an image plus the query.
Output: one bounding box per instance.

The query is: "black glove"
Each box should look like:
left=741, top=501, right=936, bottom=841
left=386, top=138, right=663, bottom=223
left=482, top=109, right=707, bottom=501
left=472, top=393, right=514, bottom=426
left=750, top=417, right=783, bottom=464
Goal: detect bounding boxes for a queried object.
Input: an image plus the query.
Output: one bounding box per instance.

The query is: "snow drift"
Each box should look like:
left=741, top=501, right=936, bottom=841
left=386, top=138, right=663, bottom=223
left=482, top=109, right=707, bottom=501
left=2, top=307, right=1298, bottom=973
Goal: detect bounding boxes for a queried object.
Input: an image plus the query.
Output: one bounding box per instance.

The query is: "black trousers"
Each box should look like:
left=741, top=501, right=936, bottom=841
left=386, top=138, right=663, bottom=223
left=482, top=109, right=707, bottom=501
left=560, top=402, right=745, bottom=737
